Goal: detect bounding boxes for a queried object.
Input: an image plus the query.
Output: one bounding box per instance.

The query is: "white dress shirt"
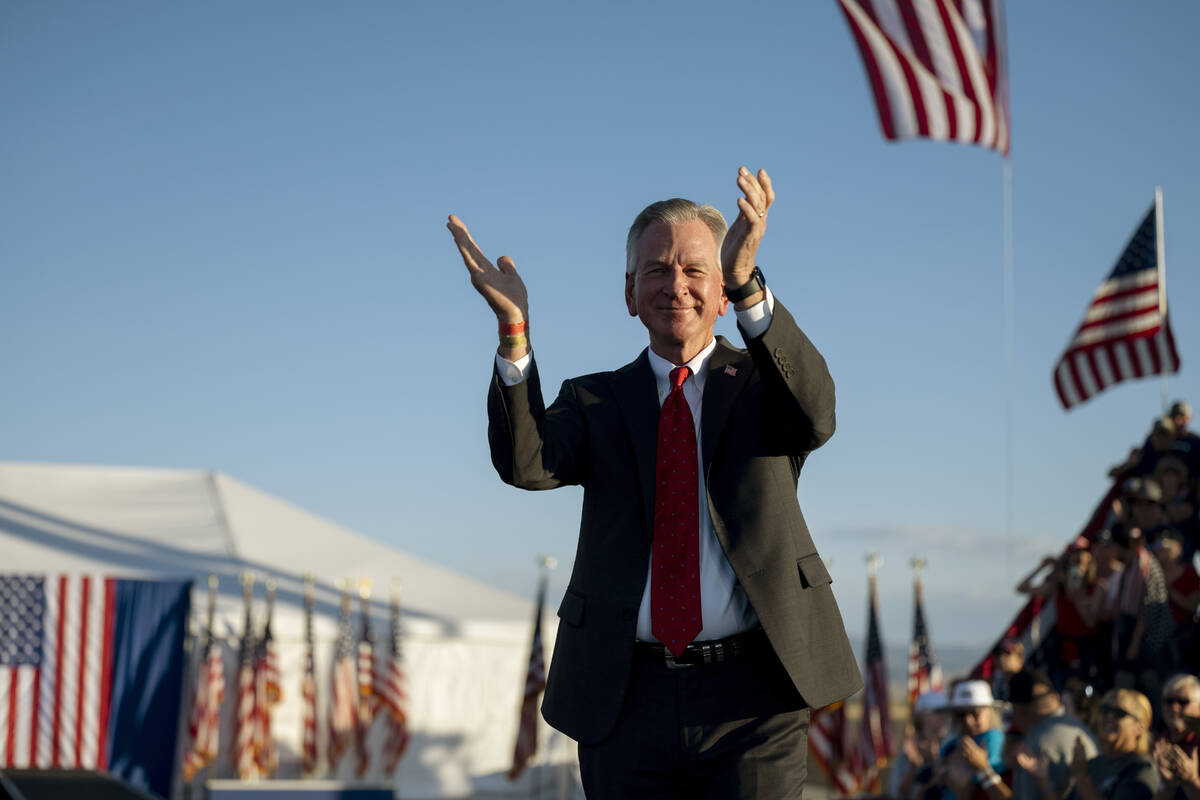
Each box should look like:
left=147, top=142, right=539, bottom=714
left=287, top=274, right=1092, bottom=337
left=496, top=289, right=775, bottom=642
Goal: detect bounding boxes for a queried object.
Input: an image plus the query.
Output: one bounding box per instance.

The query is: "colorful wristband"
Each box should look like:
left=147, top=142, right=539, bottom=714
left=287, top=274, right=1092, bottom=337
left=499, top=321, right=528, bottom=335
left=499, top=332, right=528, bottom=348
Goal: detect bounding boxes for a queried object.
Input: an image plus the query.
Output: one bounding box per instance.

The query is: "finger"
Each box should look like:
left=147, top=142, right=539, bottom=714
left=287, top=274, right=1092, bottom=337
left=737, top=196, right=766, bottom=225
left=497, top=255, right=518, bottom=275
left=446, top=214, right=493, bottom=274
left=737, top=169, right=767, bottom=215
left=758, top=168, right=775, bottom=210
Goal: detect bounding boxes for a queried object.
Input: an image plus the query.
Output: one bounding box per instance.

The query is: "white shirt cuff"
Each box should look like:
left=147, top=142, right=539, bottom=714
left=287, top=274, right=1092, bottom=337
left=495, top=351, right=533, bottom=386
left=735, top=286, right=775, bottom=339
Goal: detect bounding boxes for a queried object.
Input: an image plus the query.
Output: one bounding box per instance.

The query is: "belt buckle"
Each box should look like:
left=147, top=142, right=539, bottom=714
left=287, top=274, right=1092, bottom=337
left=663, top=649, right=694, bottom=670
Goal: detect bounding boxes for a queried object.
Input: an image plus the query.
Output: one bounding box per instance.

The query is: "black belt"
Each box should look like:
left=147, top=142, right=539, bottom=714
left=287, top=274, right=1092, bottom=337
left=635, top=628, right=767, bottom=669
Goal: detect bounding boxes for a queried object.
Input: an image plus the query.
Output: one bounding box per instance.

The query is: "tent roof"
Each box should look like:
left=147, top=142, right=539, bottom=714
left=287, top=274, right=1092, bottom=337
left=0, top=461, right=532, bottom=626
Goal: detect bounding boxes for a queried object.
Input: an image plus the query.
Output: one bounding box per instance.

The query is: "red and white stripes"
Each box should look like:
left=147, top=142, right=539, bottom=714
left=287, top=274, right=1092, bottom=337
left=0, top=575, right=115, bottom=770
left=837, top=0, right=1010, bottom=155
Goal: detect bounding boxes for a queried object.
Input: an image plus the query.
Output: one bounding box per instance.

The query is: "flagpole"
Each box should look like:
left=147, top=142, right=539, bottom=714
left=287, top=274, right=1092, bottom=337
left=1156, top=186, right=1168, bottom=413
left=531, top=555, right=555, bottom=800
left=1002, top=160, right=1015, bottom=569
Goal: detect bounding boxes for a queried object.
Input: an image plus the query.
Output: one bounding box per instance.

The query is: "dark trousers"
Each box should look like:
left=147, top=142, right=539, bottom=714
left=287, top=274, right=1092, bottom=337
left=578, top=643, right=809, bottom=799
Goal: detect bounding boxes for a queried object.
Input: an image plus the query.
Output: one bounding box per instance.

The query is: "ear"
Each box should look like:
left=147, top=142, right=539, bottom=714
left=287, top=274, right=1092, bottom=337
left=716, top=285, right=730, bottom=317
left=625, top=272, right=638, bottom=316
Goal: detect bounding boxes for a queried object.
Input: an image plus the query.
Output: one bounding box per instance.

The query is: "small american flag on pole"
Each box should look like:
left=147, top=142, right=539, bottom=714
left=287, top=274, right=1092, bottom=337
left=300, top=576, right=319, bottom=776
left=252, top=583, right=280, bottom=777
left=857, top=562, right=892, bottom=793
left=378, top=588, right=411, bottom=776
left=182, top=577, right=224, bottom=782
left=508, top=567, right=548, bottom=781
left=327, top=586, right=356, bottom=772
left=907, top=565, right=943, bottom=708
left=354, top=585, right=376, bottom=777
left=232, top=576, right=258, bottom=780
left=836, top=0, right=1011, bottom=155
left=1054, top=192, right=1180, bottom=410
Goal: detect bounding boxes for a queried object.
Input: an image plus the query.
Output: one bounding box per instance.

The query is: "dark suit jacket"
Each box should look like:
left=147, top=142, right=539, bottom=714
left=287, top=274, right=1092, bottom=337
left=487, top=299, right=863, bottom=744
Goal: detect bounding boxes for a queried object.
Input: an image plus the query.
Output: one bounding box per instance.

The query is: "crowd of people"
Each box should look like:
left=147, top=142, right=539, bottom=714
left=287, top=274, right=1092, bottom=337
left=888, top=401, right=1200, bottom=800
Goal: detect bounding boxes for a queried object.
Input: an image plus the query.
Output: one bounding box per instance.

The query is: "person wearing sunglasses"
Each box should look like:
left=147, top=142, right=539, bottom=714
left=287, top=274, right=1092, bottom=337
left=1067, top=688, right=1158, bottom=800
left=1153, top=674, right=1200, bottom=800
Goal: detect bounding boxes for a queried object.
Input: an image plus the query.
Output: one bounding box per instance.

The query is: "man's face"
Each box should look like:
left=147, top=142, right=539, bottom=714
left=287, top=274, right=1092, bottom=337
left=625, top=219, right=729, bottom=362
left=1172, top=412, right=1190, bottom=433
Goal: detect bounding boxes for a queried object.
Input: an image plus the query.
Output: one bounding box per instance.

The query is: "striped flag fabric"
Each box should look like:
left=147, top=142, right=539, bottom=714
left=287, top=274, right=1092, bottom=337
left=907, top=573, right=944, bottom=707
left=328, top=588, right=356, bottom=772
left=182, top=579, right=225, bottom=782
left=857, top=571, right=893, bottom=792
left=836, top=0, right=1010, bottom=155
left=252, top=594, right=280, bottom=777
left=1053, top=196, right=1180, bottom=410
left=354, top=592, right=376, bottom=777
left=0, top=575, right=190, bottom=798
left=378, top=592, right=411, bottom=776
left=508, top=572, right=547, bottom=781
left=300, top=579, right=319, bottom=776
left=232, top=582, right=258, bottom=780
left=809, top=702, right=860, bottom=795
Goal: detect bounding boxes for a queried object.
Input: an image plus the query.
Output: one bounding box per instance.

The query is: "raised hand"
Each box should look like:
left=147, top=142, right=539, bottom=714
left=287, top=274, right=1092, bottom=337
left=446, top=214, right=529, bottom=325
left=720, top=166, right=774, bottom=293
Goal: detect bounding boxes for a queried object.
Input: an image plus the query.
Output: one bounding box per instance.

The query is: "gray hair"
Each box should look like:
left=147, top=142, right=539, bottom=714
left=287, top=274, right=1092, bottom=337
left=625, top=198, right=727, bottom=275
left=1163, top=673, right=1200, bottom=702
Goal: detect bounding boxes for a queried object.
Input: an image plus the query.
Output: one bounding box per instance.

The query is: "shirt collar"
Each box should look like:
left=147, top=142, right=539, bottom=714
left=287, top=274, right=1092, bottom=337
left=646, top=337, right=718, bottom=395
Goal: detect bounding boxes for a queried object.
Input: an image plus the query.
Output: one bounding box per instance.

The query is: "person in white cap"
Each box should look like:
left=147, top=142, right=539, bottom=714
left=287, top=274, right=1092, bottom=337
left=916, top=680, right=1007, bottom=800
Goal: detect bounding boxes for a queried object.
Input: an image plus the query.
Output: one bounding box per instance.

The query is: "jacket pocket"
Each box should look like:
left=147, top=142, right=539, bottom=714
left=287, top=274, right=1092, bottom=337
left=558, top=589, right=585, bottom=627
left=797, top=554, right=832, bottom=589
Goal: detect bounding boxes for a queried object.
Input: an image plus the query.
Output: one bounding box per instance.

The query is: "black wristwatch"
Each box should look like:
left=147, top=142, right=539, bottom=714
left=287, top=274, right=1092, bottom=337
left=725, top=266, right=766, bottom=302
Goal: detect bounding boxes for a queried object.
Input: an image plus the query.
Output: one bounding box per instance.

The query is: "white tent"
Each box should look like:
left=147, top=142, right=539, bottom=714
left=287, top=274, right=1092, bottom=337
left=0, top=461, right=579, bottom=799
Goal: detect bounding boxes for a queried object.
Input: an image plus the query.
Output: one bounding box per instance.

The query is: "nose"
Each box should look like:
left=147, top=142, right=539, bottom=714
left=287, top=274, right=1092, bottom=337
left=662, top=265, right=688, bottom=296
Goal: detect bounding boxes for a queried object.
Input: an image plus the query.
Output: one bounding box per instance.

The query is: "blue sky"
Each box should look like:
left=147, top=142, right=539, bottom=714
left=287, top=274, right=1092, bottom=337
left=4, top=2, right=1199, bottom=656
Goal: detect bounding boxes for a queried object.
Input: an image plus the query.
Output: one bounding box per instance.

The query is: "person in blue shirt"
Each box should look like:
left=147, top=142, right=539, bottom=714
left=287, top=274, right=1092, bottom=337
left=918, top=680, right=1007, bottom=800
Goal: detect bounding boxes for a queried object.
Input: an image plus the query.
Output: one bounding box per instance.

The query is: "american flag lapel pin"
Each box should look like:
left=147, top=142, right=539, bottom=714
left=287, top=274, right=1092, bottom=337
left=724, top=365, right=737, bottom=377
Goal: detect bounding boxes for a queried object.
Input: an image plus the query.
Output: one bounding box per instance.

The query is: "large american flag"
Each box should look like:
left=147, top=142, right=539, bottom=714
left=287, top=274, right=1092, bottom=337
left=836, top=0, right=1010, bottom=155
left=857, top=572, right=893, bottom=793
left=327, top=588, right=356, bottom=772
left=1, top=575, right=191, bottom=798
left=232, top=582, right=258, bottom=780
left=1054, top=195, right=1180, bottom=410
left=907, top=573, right=944, bottom=707
left=508, top=573, right=547, bottom=781
left=1, top=575, right=114, bottom=769
left=378, top=593, right=411, bottom=776
left=300, top=580, right=319, bottom=776
left=182, top=580, right=225, bottom=782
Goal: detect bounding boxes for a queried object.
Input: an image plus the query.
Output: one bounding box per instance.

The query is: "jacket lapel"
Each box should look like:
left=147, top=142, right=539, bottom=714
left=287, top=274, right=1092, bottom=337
left=701, top=337, right=751, bottom=475
left=612, top=349, right=660, bottom=536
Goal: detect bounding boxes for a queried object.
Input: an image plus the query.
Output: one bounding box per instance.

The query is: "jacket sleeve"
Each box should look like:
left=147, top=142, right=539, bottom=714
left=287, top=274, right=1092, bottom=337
left=738, top=298, right=836, bottom=454
left=487, top=358, right=587, bottom=490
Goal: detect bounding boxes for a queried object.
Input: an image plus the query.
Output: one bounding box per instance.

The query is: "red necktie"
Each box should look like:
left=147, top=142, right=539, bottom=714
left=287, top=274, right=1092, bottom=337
left=651, top=366, right=701, bottom=657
